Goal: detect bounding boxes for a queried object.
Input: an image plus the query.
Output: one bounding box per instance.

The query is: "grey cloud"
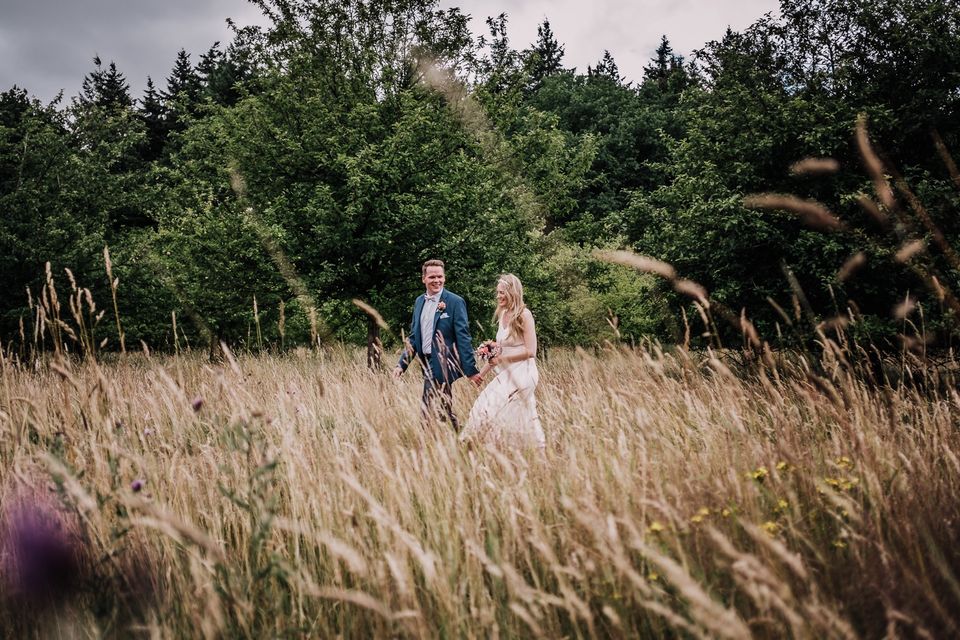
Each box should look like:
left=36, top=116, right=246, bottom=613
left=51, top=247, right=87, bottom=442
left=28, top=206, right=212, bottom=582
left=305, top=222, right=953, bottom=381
left=1, top=0, right=779, bottom=103
left=446, top=0, right=779, bottom=81
left=0, top=0, right=265, bottom=102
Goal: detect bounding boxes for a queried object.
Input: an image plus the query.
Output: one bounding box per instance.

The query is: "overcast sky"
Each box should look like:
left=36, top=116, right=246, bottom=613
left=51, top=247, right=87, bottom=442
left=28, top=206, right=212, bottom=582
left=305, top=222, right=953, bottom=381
left=0, top=0, right=780, bottom=104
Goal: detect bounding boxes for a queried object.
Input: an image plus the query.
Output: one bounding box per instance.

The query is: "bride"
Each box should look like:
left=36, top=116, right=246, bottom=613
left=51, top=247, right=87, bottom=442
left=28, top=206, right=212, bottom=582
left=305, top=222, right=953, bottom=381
left=462, top=274, right=545, bottom=450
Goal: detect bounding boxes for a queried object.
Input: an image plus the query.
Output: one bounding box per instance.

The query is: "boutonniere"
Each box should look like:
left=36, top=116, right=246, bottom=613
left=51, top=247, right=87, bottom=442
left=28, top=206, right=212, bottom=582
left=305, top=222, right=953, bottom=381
left=436, top=301, right=446, bottom=312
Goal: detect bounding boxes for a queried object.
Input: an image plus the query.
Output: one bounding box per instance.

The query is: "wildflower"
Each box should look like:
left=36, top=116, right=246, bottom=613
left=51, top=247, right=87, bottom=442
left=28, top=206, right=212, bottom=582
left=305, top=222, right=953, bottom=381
left=749, top=466, right=769, bottom=483
left=836, top=456, right=853, bottom=470
left=191, top=396, right=204, bottom=412
left=824, top=476, right=859, bottom=492
left=776, top=461, right=789, bottom=472
left=131, top=479, right=144, bottom=493
left=3, top=503, right=82, bottom=604
left=761, top=521, right=780, bottom=536
left=690, top=506, right=711, bottom=524
left=647, top=572, right=659, bottom=581
left=775, top=498, right=789, bottom=513
left=721, top=508, right=732, bottom=518
left=833, top=539, right=848, bottom=549
left=646, top=521, right=664, bottom=534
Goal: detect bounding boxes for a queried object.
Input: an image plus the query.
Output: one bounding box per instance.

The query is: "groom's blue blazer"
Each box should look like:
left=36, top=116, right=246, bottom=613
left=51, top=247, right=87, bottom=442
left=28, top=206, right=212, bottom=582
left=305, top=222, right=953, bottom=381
left=398, top=289, right=479, bottom=383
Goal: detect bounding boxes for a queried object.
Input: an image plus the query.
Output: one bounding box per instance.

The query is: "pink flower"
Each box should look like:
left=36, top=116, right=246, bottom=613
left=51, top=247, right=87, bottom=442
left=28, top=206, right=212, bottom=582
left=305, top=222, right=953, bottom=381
left=476, top=340, right=501, bottom=361
left=437, top=301, right=446, bottom=312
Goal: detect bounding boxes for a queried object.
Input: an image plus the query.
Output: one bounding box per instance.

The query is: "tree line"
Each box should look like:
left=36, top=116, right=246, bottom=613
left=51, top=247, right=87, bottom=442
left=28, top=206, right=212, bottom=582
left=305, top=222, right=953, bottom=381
left=2, top=0, right=959, bottom=358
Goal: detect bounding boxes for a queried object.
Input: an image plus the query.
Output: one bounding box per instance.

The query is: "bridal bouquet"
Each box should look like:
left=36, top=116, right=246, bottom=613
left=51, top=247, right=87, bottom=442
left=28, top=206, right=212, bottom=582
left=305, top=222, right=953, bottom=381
left=476, top=340, right=501, bottom=361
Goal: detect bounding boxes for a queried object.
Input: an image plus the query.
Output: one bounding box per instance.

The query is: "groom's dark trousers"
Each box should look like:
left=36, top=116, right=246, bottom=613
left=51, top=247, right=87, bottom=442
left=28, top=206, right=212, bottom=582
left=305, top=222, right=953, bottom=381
left=421, top=373, right=458, bottom=431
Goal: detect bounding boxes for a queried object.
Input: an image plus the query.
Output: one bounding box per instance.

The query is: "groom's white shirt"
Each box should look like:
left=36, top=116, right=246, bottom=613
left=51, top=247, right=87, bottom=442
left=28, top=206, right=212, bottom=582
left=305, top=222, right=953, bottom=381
left=420, top=287, right=443, bottom=355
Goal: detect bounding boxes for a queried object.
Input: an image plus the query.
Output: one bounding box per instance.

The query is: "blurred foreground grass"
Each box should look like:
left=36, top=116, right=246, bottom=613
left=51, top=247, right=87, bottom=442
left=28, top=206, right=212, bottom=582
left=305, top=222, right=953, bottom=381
left=0, top=345, right=958, bottom=638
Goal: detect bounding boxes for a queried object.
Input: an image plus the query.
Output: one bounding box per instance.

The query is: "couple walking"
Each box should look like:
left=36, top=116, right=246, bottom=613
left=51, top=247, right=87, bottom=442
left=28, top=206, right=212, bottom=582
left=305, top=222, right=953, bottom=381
left=393, top=259, right=545, bottom=449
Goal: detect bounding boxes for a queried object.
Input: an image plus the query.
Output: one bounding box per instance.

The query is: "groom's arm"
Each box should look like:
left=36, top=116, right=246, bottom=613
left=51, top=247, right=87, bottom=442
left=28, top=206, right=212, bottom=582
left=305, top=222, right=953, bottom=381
left=453, top=297, right=479, bottom=377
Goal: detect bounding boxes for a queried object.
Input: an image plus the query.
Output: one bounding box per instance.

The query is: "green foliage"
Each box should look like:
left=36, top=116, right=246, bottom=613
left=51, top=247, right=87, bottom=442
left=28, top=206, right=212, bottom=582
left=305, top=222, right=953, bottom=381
left=627, top=0, right=960, bottom=342
left=78, top=56, right=133, bottom=111
left=4, top=0, right=960, bottom=352
left=523, top=18, right=565, bottom=94
left=539, top=241, right=674, bottom=344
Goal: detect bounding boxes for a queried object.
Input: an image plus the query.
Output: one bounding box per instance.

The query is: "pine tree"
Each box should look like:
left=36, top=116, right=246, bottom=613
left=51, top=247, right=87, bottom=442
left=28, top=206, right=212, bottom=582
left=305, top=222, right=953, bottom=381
left=139, top=76, right=167, bottom=160
left=197, top=42, right=249, bottom=106
left=78, top=56, right=133, bottom=110
left=642, top=35, right=688, bottom=92
left=163, top=50, right=203, bottom=104
left=197, top=44, right=226, bottom=101
left=525, top=18, right=565, bottom=93
left=638, top=35, right=692, bottom=104
left=163, top=50, right=203, bottom=133
left=588, top=50, right=622, bottom=84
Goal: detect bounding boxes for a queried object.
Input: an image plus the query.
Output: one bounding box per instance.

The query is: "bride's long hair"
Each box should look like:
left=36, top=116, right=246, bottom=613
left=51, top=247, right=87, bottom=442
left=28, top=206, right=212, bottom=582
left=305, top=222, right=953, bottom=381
left=494, top=274, right=526, bottom=339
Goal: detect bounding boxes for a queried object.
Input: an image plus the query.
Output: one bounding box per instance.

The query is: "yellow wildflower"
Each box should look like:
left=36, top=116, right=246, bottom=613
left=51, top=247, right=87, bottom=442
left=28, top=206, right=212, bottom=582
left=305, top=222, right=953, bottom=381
left=775, top=498, right=789, bottom=513
left=750, top=466, right=769, bottom=482
left=761, top=521, right=780, bottom=536
left=721, top=508, right=732, bottom=518
left=647, top=572, right=660, bottom=581
left=833, top=539, right=848, bottom=549
left=836, top=456, right=853, bottom=470
left=647, top=521, right=664, bottom=534
left=776, top=461, right=789, bottom=472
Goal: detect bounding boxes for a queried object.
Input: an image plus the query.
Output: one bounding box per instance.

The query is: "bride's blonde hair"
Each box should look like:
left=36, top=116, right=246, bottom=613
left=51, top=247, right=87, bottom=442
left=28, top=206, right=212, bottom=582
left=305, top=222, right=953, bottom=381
left=494, top=274, right=526, bottom=339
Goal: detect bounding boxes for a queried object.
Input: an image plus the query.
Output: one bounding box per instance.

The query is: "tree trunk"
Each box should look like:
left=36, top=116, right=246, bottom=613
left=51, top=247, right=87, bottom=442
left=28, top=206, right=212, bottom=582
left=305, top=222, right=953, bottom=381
left=209, top=330, right=222, bottom=362
left=367, top=317, right=382, bottom=371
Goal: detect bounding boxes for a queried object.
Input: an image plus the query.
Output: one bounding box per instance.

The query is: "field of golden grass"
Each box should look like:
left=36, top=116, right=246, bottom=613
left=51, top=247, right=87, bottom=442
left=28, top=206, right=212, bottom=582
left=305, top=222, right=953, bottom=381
left=1, top=344, right=958, bottom=638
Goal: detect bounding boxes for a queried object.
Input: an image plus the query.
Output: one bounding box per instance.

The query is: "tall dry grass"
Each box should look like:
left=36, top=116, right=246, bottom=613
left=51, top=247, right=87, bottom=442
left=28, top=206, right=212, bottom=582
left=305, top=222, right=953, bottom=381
left=0, top=342, right=958, bottom=638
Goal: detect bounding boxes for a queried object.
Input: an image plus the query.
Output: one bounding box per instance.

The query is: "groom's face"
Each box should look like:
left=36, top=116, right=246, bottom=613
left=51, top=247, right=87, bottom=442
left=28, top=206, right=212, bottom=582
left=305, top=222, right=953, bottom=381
left=422, top=266, right=445, bottom=296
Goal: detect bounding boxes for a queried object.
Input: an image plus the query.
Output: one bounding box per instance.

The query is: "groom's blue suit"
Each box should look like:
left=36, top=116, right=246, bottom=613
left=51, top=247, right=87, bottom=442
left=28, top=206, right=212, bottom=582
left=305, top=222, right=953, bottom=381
left=397, top=288, right=479, bottom=383
left=398, top=288, right=478, bottom=431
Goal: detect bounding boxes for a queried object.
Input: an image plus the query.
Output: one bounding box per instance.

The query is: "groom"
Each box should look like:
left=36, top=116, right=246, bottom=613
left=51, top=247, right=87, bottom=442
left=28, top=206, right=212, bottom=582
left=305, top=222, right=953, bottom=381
left=393, top=259, right=480, bottom=430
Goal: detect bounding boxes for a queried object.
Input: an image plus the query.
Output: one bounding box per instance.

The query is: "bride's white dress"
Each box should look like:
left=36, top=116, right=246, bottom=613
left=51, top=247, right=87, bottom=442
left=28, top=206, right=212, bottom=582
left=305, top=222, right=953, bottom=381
left=462, top=323, right=545, bottom=449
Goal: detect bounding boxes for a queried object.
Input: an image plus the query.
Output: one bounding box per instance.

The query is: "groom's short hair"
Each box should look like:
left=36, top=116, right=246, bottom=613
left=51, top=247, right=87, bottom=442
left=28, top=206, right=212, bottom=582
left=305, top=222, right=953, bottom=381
left=422, top=259, right=444, bottom=276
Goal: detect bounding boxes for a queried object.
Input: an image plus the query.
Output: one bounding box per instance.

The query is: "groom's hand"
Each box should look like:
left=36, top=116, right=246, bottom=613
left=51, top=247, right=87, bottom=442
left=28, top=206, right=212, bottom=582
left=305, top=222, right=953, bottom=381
left=393, top=366, right=404, bottom=379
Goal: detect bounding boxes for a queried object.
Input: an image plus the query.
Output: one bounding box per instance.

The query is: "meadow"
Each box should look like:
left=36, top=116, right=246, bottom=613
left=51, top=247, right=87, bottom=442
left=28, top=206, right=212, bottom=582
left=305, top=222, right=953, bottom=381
left=1, top=341, right=958, bottom=638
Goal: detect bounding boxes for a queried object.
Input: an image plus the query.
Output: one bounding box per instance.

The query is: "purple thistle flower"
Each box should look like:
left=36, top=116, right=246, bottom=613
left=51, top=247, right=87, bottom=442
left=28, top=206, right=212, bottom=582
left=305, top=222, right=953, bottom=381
left=2, top=503, right=81, bottom=605
left=131, top=479, right=145, bottom=493
left=191, top=396, right=204, bottom=412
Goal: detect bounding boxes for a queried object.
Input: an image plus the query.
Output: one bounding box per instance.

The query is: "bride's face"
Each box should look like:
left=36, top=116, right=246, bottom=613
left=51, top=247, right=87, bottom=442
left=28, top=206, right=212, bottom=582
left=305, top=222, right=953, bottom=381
left=496, top=283, right=508, bottom=308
